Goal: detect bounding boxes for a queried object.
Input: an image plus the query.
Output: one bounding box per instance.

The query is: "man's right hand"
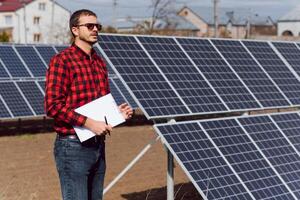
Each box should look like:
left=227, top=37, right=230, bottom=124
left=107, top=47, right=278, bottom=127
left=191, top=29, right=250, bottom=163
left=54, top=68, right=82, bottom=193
left=84, top=118, right=112, bottom=136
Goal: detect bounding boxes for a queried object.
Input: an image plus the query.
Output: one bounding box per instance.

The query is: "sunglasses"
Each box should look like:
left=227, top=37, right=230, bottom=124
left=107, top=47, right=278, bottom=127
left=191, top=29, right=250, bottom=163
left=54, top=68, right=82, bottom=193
left=77, top=23, right=102, bottom=31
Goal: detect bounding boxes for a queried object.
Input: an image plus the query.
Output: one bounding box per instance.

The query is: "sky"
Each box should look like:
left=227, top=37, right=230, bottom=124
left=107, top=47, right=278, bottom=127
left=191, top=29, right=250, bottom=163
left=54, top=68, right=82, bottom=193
left=56, top=0, right=300, bottom=25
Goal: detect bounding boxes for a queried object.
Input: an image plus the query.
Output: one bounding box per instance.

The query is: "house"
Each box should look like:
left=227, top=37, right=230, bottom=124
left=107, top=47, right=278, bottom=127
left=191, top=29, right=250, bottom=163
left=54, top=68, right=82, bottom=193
left=115, top=14, right=199, bottom=37
left=178, top=6, right=276, bottom=38
left=0, top=0, right=70, bottom=44
left=277, top=5, right=300, bottom=37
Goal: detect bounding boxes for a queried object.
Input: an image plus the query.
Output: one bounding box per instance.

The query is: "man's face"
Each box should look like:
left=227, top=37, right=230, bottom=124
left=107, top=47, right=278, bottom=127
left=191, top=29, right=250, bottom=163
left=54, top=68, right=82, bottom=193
left=74, top=15, right=99, bottom=44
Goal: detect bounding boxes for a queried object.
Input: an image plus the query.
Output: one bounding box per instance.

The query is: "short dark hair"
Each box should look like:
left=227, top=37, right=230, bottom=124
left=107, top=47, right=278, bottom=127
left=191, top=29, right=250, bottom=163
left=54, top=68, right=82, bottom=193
left=69, top=9, right=97, bottom=37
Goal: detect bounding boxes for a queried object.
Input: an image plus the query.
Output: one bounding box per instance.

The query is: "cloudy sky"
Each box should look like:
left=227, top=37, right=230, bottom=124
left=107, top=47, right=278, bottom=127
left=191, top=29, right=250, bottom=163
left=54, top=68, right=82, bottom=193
left=57, top=0, right=300, bottom=25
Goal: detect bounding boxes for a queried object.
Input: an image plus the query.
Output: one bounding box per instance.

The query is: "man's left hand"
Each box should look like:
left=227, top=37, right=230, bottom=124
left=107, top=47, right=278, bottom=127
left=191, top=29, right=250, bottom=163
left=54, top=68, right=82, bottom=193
left=119, top=103, right=133, bottom=120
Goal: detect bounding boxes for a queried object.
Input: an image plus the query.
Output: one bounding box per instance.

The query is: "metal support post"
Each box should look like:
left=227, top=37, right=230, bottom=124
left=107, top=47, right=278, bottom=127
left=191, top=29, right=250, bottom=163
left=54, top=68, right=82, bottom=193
left=167, top=149, right=174, bottom=200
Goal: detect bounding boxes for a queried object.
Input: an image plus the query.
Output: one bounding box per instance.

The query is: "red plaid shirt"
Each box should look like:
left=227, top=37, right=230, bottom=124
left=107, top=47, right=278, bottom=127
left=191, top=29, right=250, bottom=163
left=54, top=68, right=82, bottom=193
left=45, top=44, right=110, bottom=135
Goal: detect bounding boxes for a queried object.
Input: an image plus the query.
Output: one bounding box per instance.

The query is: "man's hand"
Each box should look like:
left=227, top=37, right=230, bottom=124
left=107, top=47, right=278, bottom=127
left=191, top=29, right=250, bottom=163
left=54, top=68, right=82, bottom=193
left=84, top=118, right=112, bottom=135
left=119, top=103, right=133, bottom=120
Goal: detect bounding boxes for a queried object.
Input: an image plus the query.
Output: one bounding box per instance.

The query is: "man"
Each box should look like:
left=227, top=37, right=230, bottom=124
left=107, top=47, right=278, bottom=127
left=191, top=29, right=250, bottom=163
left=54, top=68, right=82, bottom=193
left=45, top=9, right=133, bottom=200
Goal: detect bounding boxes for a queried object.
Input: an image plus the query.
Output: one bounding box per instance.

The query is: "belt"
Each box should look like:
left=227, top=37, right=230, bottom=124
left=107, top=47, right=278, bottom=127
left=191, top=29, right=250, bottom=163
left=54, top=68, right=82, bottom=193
left=57, top=134, right=105, bottom=143
left=57, top=134, right=78, bottom=140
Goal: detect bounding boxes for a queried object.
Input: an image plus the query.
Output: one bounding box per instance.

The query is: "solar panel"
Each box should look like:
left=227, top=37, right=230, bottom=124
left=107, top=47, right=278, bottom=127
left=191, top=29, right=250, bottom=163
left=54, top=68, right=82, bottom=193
left=15, top=46, right=47, bottom=77
left=177, top=38, right=261, bottom=110
left=98, top=34, right=189, bottom=118
left=0, top=46, right=31, bottom=77
left=0, top=82, right=33, bottom=117
left=16, top=81, right=45, bottom=115
left=271, top=113, right=300, bottom=153
left=0, top=61, right=10, bottom=78
left=243, top=41, right=300, bottom=105
left=54, top=45, right=68, bottom=52
left=109, top=78, right=127, bottom=106
left=38, top=80, right=45, bottom=92
left=0, top=95, right=11, bottom=118
left=201, top=118, right=294, bottom=200
left=211, top=39, right=290, bottom=107
left=272, top=42, right=300, bottom=77
left=94, top=45, right=115, bottom=75
left=138, top=36, right=227, bottom=113
left=155, top=122, right=253, bottom=200
left=112, top=78, right=138, bottom=109
left=35, top=46, right=57, bottom=66
left=238, top=116, right=300, bottom=199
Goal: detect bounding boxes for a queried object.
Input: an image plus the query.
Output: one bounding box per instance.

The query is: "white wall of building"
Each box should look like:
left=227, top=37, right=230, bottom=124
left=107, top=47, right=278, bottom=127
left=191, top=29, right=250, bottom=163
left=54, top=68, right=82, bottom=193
left=0, top=0, right=70, bottom=44
left=278, top=21, right=300, bottom=36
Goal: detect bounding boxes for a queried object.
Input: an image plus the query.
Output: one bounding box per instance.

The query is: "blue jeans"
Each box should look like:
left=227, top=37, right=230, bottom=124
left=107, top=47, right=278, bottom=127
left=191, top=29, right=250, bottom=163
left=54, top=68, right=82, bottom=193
left=54, top=136, right=106, bottom=200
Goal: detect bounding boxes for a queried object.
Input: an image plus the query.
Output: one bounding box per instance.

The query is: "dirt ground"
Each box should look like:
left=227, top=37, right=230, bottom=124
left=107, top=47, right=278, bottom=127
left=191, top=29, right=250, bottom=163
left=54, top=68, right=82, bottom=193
left=0, top=125, right=202, bottom=200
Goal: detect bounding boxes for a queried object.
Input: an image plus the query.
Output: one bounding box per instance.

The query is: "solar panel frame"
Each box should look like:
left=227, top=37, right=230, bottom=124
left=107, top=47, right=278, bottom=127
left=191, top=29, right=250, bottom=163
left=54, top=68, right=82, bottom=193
left=15, top=45, right=47, bottom=77
left=0, top=45, right=32, bottom=78
left=98, top=34, right=192, bottom=119
left=34, top=45, right=57, bottom=67
left=271, top=112, right=300, bottom=154
left=112, top=77, right=138, bottom=109
left=155, top=111, right=300, bottom=200
left=211, top=39, right=291, bottom=108
left=137, top=36, right=228, bottom=113
left=0, top=81, right=35, bottom=117
left=0, top=94, right=13, bottom=118
left=154, top=121, right=255, bottom=200
left=242, top=40, right=300, bottom=106
left=271, top=41, right=300, bottom=79
left=176, top=37, right=262, bottom=111
left=237, top=115, right=300, bottom=199
left=108, top=77, right=128, bottom=106
left=16, top=80, right=45, bottom=116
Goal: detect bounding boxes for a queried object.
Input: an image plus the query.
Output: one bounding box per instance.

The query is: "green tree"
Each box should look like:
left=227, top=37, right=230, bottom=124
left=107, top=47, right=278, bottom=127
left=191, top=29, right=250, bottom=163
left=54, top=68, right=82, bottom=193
left=0, top=32, right=10, bottom=42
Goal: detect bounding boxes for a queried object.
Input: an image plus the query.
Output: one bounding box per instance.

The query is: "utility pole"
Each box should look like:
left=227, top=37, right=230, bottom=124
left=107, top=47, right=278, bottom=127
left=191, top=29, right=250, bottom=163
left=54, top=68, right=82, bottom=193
left=113, top=0, right=117, bottom=28
left=213, top=0, right=219, bottom=38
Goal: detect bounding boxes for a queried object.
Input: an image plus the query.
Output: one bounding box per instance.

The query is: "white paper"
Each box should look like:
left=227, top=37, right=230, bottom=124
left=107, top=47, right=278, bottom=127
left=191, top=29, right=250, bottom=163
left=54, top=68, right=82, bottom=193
left=73, top=93, right=125, bottom=142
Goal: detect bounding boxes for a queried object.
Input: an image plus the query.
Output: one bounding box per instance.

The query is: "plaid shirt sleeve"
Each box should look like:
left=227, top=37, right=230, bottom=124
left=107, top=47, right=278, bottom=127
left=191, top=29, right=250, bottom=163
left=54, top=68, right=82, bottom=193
left=45, top=55, right=87, bottom=127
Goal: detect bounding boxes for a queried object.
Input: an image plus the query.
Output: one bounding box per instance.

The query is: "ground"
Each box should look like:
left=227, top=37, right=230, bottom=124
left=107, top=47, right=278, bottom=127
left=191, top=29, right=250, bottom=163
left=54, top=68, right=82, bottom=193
left=0, top=125, right=202, bottom=200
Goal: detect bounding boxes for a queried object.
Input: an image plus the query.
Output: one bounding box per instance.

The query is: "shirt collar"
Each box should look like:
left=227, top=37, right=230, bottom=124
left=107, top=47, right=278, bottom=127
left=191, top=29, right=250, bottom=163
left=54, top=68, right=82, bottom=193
left=71, top=43, right=97, bottom=59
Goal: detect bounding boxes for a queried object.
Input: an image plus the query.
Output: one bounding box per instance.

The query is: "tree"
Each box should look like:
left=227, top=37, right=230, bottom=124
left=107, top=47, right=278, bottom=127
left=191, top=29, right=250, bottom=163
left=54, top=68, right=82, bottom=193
left=0, top=31, right=10, bottom=42
left=149, top=0, right=175, bottom=34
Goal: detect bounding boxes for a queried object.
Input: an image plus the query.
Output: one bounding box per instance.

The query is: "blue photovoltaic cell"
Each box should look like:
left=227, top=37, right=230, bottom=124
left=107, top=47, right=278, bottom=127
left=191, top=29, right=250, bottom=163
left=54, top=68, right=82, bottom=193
left=0, top=46, right=31, bottom=77
left=15, top=46, right=47, bottom=77
left=94, top=45, right=115, bottom=75
left=98, top=34, right=189, bottom=118
left=177, top=38, right=260, bottom=110
left=239, top=116, right=300, bottom=199
left=272, top=42, right=300, bottom=77
left=0, top=95, right=11, bottom=118
left=38, top=81, right=45, bottom=92
left=112, top=78, right=138, bottom=109
left=201, top=119, right=293, bottom=200
left=138, top=36, right=227, bottom=113
left=211, top=40, right=290, bottom=107
left=243, top=41, right=300, bottom=105
left=54, top=45, right=68, bottom=52
left=155, top=122, right=252, bottom=200
left=271, top=113, right=300, bottom=153
left=0, top=61, right=9, bottom=78
left=109, top=78, right=127, bottom=106
left=0, top=82, right=33, bottom=117
left=35, top=46, right=57, bottom=66
left=17, top=81, right=45, bottom=115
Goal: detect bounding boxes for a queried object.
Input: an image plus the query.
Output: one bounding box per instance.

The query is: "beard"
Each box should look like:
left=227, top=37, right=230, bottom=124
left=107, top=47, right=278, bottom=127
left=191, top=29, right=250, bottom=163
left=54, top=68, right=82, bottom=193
left=79, top=33, right=98, bottom=45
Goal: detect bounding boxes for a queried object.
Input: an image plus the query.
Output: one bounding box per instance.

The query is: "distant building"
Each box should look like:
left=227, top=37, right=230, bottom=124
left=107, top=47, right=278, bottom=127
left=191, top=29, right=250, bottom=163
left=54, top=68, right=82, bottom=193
left=277, top=5, right=300, bottom=37
left=178, top=6, right=276, bottom=38
left=115, top=15, right=199, bottom=37
left=0, top=0, right=70, bottom=44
